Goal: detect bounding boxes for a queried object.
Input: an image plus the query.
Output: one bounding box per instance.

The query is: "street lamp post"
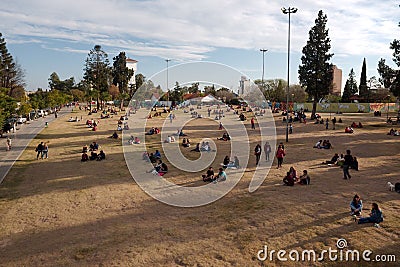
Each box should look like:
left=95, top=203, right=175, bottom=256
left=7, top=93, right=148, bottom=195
left=165, top=59, right=171, bottom=105
left=282, top=6, right=297, bottom=142
left=260, top=49, right=268, bottom=91
left=387, top=95, right=391, bottom=122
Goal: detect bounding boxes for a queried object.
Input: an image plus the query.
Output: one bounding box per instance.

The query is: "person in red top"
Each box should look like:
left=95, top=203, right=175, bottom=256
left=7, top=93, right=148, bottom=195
left=251, top=117, right=255, bottom=129
left=276, top=145, right=286, bottom=169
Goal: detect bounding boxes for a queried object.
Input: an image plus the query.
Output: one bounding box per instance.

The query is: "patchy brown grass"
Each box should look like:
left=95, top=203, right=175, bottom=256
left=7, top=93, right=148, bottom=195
left=0, top=107, right=399, bottom=266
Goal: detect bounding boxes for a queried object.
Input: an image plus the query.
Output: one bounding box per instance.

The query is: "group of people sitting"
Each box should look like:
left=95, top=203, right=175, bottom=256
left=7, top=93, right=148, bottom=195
left=128, top=136, right=141, bottom=145
left=86, top=119, right=99, bottom=131
left=387, top=128, right=400, bottom=136
left=345, top=126, right=354, bottom=133
left=82, top=150, right=106, bottom=161
left=239, top=113, right=247, bottom=121
left=222, top=155, right=240, bottom=169
left=164, top=135, right=176, bottom=143
left=282, top=167, right=310, bottom=186
left=145, top=127, right=160, bottom=135
left=322, top=153, right=359, bottom=170
left=148, top=159, right=169, bottom=176
left=68, top=116, right=80, bottom=122
left=351, top=121, right=363, bottom=128
left=350, top=194, right=384, bottom=226
left=202, top=167, right=227, bottom=183
left=116, top=122, right=129, bottom=131
left=143, top=150, right=162, bottom=164
left=191, top=141, right=212, bottom=152
left=217, top=132, right=231, bottom=141
left=182, top=138, right=191, bottom=147
left=313, top=140, right=333, bottom=149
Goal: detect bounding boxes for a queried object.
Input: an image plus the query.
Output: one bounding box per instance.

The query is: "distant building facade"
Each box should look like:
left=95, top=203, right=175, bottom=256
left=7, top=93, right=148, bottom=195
left=331, top=65, right=342, bottom=96
left=239, top=76, right=250, bottom=95
left=126, top=58, right=138, bottom=87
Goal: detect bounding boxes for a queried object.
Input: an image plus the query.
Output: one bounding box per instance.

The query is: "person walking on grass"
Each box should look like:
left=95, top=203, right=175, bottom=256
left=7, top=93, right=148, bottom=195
left=264, top=142, right=271, bottom=161
left=42, top=142, right=49, bottom=159
left=254, top=144, right=262, bottom=165
left=343, top=149, right=353, bottom=179
left=276, top=145, right=286, bottom=169
left=251, top=117, right=255, bottom=129
left=35, top=142, right=44, bottom=159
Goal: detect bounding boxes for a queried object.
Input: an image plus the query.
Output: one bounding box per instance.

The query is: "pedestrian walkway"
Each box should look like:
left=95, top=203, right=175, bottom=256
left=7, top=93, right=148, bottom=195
left=0, top=108, right=71, bottom=184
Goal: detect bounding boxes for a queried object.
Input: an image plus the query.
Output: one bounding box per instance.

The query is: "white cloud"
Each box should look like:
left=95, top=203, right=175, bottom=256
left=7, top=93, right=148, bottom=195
left=0, top=0, right=398, bottom=60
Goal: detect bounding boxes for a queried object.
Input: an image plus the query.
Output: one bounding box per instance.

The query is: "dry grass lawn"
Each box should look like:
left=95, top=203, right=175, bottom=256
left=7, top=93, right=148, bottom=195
left=0, top=107, right=399, bottom=266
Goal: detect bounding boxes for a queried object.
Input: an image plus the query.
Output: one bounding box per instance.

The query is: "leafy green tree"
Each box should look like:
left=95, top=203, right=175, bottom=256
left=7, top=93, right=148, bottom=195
left=48, top=72, right=75, bottom=92
left=204, top=84, right=216, bottom=95
left=83, top=45, right=111, bottom=109
left=187, top=82, right=200, bottom=94
left=0, top=87, right=17, bottom=129
left=135, top=73, right=145, bottom=93
left=261, top=79, right=287, bottom=102
left=359, top=58, right=368, bottom=101
left=112, top=52, right=134, bottom=95
left=298, top=10, right=333, bottom=117
left=342, top=68, right=358, bottom=102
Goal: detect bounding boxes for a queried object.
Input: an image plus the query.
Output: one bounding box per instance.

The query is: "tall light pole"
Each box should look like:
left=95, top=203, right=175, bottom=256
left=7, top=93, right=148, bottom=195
left=387, top=94, right=391, bottom=122
left=260, top=49, right=268, bottom=91
left=282, top=6, right=297, bottom=143
left=165, top=59, right=171, bottom=104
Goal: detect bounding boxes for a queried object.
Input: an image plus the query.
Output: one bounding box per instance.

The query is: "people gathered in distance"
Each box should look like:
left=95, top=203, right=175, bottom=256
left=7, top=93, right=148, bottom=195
left=313, top=139, right=332, bottom=149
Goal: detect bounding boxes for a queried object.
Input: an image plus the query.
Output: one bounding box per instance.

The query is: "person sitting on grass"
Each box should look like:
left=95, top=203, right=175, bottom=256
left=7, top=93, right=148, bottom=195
left=145, top=127, right=155, bottom=135
left=322, top=153, right=339, bottom=164
left=323, top=140, right=332, bottom=149
left=191, top=143, right=200, bottom=152
left=81, top=152, right=89, bottom=162
left=111, top=131, right=119, bottom=139
left=213, top=168, right=227, bottom=183
left=154, top=150, right=162, bottom=159
left=202, top=167, right=215, bottom=182
left=90, top=142, right=99, bottom=151
left=283, top=167, right=297, bottom=186
left=345, top=126, right=354, bottom=133
left=222, top=155, right=230, bottom=168
left=217, top=132, right=231, bottom=141
left=142, top=152, right=150, bottom=162
left=355, top=203, right=383, bottom=226
left=158, top=162, right=168, bottom=176
left=298, top=170, right=310, bottom=185
left=350, top=194, right=363, bottom=216
left=179, top=129, right=187, bottom=136
left=350, top=156, right=359, bottom=171
left=97, top=150, right=106, bottom=161
left=117, top=125, right=123, bottom=131
left=82, top=145, right=88, bottom=153
left=89, top=151, right=98, bottom=161
left=182, top=138, right=191, bottom=147
left=226, top=156, right=240, bottom=169
left=200, top=141, right=211, bottom=152
left=313, top=140, right=322, bottom=148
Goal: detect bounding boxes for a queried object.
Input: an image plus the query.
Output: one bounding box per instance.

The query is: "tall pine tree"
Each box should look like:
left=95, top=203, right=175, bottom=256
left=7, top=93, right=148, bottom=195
left=342, top=68, right=358, bottom=102
left=359, top=58, right=368, bottom=101
left=298, top=10, right=333, bottom=118
left=83, top=45, right=111, bottom=109
left=112, top=52, right=133, bottom=95
left=0, top=32, right=25, bottom=90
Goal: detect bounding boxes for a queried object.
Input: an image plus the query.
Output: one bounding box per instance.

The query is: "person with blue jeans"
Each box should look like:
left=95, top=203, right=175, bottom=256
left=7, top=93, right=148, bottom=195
left=343, top=149, right=353, bottom=179
left=350, top=194, right=363, bottom=216
left=357, top=203, right=383, bottom=224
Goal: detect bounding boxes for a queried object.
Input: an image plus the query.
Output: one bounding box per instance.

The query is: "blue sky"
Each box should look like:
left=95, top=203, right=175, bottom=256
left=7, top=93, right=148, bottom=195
left=1, top=0, right=398, bottom=92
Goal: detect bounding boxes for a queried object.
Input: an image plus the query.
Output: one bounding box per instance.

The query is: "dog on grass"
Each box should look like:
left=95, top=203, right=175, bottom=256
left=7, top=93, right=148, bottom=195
left=387, top=182, right=395, bottom=192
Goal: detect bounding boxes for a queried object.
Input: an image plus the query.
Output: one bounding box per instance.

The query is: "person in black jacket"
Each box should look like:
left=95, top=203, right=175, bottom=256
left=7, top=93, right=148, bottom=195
left=343, top=150, right=353, bottom=179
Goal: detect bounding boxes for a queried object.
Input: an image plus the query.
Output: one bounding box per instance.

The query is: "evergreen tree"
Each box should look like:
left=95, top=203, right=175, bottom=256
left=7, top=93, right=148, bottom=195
left=359, top=58, right=368, bottom=101
left=112, top=52, right=133, bottom=95
left=83, top=45, right=111, bottom=109
left=0, top=33, right=25, bottom=89
left=342, top=68, right=358, bottom=102
left=298, top=10, right=333, bottom=118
